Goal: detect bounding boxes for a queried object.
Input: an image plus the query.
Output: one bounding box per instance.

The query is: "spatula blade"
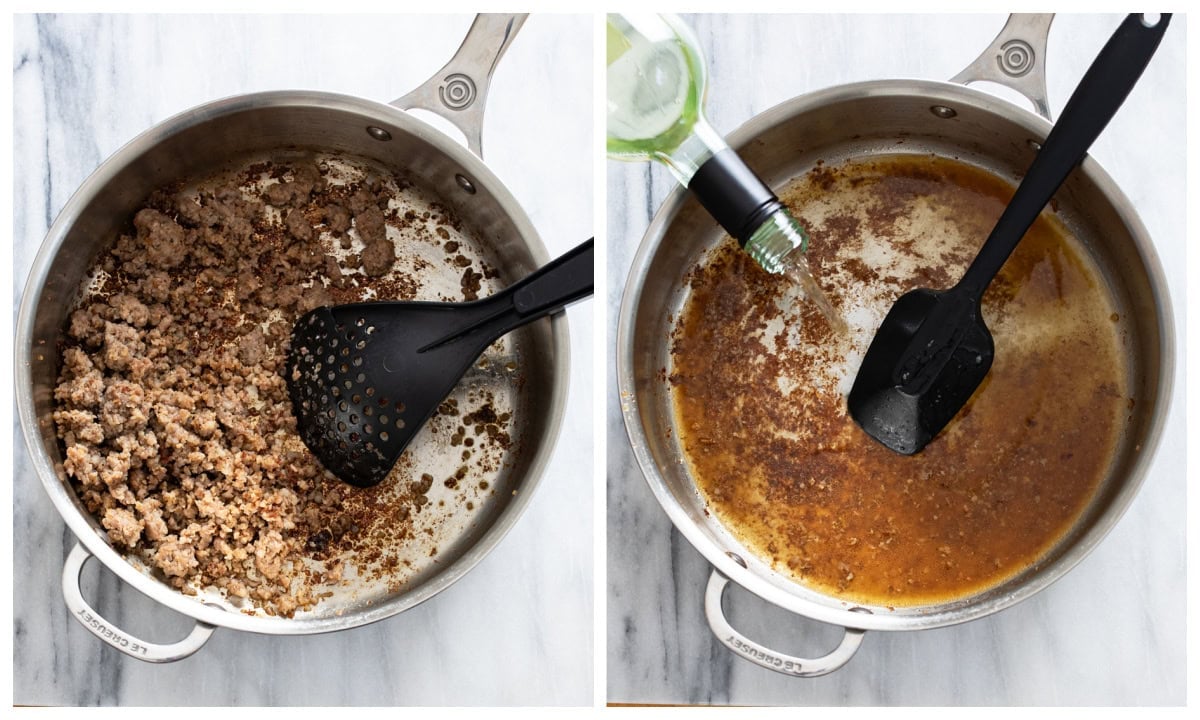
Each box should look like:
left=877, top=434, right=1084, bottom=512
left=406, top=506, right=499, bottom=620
left=849, top=288, right=994, bottom=454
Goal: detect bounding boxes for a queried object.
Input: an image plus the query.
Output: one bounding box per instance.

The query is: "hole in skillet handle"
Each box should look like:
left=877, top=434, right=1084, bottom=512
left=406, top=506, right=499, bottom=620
left=402, top=107, right=472, bottom=152
left=381, top=109, right=476, bottom=194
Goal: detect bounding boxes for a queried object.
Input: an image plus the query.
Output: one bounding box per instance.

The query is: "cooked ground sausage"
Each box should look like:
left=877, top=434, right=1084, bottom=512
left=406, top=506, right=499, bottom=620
left=53, top=159, right=419, bottom=615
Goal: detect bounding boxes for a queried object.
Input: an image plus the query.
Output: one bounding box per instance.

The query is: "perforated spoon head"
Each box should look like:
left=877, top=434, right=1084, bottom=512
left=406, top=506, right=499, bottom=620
left=285, top=239, right=595, bottom=487
left=285, top=306, right=430, bottom=488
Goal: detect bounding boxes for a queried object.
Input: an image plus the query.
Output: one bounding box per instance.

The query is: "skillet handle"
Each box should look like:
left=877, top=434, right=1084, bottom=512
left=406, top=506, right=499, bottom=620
left=704, top=569, right=866, bottom=677
left=950, top=14, right=1055, bottom=121
left=62, top=543, right=216, bottom=663
left=391, top=13, right=527, bottom=158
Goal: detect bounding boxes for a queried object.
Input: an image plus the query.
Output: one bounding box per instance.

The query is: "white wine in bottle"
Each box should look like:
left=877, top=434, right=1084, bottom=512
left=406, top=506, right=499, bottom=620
left=606, top=13, right=844, bottom=333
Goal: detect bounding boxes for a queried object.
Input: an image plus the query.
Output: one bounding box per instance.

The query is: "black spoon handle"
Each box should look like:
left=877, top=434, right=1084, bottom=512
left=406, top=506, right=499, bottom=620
left=510, top=237, right=595, bottom=316
left=958, top=13, right=1170, bottom=300
left=419, top=238, right=594, bottom=351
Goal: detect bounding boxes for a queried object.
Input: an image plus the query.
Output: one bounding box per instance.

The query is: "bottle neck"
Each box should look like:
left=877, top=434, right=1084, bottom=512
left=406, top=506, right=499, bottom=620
left=648, top=117, right=812, bottom=275
left=655, top=117, right=728, bottom=186
left=742, top=210, right=810, bottom=273
left=687, top=146, right=791, bottom=249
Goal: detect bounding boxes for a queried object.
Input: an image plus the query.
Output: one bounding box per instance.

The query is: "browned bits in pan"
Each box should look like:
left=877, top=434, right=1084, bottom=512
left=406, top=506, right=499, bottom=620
left=671, top=154, right=1131, bottom=606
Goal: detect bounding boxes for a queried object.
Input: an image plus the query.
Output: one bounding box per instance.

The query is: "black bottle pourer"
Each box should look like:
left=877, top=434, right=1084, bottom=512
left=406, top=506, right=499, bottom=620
left=688, top=148, right=784, bottom=247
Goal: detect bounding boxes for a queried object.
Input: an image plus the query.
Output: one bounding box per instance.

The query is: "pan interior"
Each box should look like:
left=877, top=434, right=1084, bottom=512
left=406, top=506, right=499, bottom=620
left=25, top=94, right=560, bottom=627
left=626, top=85, right=1164, bottom=626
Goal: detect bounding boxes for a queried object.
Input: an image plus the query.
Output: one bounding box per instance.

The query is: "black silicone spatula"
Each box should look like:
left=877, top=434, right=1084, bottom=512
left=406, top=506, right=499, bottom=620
left=848, top=13, right=1169, bottom=455
left=286, top=238, right=593, bottom=487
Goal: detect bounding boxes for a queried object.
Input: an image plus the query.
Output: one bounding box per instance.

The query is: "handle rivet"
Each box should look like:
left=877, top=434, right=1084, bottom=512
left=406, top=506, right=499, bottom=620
left=366, top=126, right=393, bottom=142
left=725, top=551, right=748, bottom=568
left=930, top=105, right=958, bottom=119
left=455, top=174, right=477, bottom=194
left=1027, top=139, right=1043, bottom=152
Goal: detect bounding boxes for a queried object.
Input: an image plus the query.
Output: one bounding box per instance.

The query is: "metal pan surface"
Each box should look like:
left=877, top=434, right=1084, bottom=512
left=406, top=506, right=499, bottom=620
left=17, top=14, right=576, bottom=662
left=617, top=14, right=1175, bottom=676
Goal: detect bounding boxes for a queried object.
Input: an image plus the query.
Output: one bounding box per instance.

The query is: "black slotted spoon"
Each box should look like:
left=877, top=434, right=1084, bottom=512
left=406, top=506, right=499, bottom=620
left=848, top=13, right=1170, bottom=455
left=286, top=238, right=593, bottom=487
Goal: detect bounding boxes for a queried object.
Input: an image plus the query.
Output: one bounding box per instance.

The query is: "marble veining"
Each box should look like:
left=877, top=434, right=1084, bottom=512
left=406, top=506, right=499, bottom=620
left=606, top=13, right=1185, bottom=706
left=13, top=13, right=592, bottom=706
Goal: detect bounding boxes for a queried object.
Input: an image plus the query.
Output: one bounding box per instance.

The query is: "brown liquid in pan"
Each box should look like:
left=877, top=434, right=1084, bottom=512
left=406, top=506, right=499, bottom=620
left=670, top=154, right=1131, bottom=606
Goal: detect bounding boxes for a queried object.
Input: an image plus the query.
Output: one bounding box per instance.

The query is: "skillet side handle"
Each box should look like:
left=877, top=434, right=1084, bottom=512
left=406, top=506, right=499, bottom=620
left=391, top=13, right=528, bottom=158
left=62, top=543, right=216, bottom=663
left=950, top=14, right=1055, bottom=121
left=704, top=569, right=866, bottom=677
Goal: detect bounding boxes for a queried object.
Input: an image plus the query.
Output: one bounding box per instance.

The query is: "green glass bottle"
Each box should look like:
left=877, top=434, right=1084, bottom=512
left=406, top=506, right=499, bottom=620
left=607, top=13, right=842, bottom=331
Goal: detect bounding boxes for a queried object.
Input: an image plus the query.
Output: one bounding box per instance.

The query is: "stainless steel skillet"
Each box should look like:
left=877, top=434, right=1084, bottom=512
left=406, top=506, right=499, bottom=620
left=17, top=14, right=572, bottom=662
left=618, top=14, right=1173, bottom=676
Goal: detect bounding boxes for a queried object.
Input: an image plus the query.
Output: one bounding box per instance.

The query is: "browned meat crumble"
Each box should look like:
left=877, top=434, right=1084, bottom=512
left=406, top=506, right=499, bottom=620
left=52, top=156, right=513, bottom=616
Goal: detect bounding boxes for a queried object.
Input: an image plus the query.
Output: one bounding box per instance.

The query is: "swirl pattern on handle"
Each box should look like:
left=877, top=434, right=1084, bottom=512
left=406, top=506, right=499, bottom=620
left=439, top=73, right=477, bottom=110
left=996, top=39, right=1035, bottom=78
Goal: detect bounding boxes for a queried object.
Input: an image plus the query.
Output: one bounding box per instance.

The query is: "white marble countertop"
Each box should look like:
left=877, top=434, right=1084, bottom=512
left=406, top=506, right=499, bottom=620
left=606, top=14, right=1186, bottom=705
left=13, top=13, right=592, bottom=706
